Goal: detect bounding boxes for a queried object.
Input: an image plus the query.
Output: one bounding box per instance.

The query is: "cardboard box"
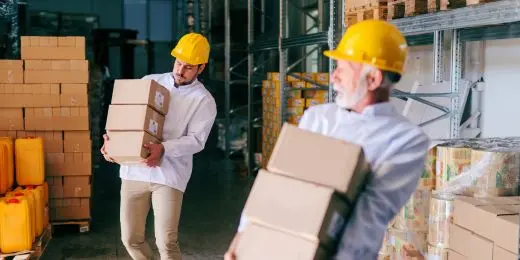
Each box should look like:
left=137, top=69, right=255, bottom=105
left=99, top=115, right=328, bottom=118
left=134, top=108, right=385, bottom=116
left=50, top=198, right=90, bottom=221
left=448, top=250, right=468, bottom=260
left=0, top=83, right=60, bottom=108
left=111, top=79, right=170, bottom=115
left=24, top=60, right=88, bottom=84
left=24, top=107, right=89, bottom=130
left=449, top=223, right=493, bottom=260
left=17, top=131, right=63, bottom=153
left=291, top=81, right=306, bottom=89
left=493, top=245, right=519, bottom=260
left=63, top=131, right=91, bottom=153
left=267, top=123, right=371, bottom=202
left=453, top=197, right=520, bottom=246
left=306, top=98, right=327, bottom=108
left=105, top=131, right=160, bottom=165
left=60, top=84, right=88, bottom=107
left=315, top=73, right=329, bottom=82
left=0, top=108, right=24, bottom=130
left=305, top=81, right=329, bottom=89
left=45, top=152, right=92, bottom=176
left=236, top=223, right=329, bottom=260
left=243, top=170, right=350, bottom=249
left=21, top=36, right=85, bottom=60
left=0, top=60, right=23, bottom=83
left=106, top=105, right=165, bottom=139
left=304, top=90, right=329, bottom=99
left=494, top=214, right=519, bottom=253
left=0, top=131, right=16, bottom=138
left=287, top=98, right=305, bottom=107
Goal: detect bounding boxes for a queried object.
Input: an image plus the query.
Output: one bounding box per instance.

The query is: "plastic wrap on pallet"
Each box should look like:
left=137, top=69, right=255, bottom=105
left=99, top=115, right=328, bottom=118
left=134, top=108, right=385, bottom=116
left=427, top=194, right=454, bottom=248
left=426, top=244, right=449, bottom=260
left=393, top=188, right=431, bottom=231
left=419, top=147, right=437, bottom=190
left=385, top=228, right=428, bottom=259
left=378, top=229, right=392, bottom=259
left=435, top=143, right=473, bottom=190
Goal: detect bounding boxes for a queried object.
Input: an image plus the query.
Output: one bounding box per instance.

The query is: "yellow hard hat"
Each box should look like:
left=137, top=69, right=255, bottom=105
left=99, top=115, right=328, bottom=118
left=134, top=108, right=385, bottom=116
left=323, top=20, right=408, bottom=75
left=170, top=33, right=210, bottom=65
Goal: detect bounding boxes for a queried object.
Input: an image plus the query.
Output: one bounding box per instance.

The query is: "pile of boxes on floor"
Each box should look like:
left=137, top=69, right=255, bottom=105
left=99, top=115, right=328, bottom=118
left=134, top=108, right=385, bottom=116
left=0, top=35, right=92, bottom=253
left=104, top=79, right=170, bottom=164
left=261, top=72, right=329, bottom=168
left=379, top=137, right=520, bottom=260
left=235, top=123, right=371, bottom=259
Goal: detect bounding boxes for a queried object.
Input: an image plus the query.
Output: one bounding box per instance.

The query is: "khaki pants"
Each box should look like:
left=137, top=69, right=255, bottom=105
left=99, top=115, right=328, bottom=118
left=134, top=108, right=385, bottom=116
left=120, top=179, right=183, bottom=260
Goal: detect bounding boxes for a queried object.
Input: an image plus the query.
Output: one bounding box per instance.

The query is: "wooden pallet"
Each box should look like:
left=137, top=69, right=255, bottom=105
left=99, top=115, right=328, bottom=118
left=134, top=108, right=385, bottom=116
left=429, top=0, right=495, bottom=12
left=0, top=225, right=52, bottom=260
left=345, top=5, right=388, bottom=26
left=388, top=0, right=429, bottom=20
left=51, top=219, right=90, bottom=233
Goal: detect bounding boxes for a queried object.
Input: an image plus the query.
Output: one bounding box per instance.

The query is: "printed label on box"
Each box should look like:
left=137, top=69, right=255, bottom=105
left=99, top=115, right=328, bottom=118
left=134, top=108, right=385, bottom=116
left=149, top=120, right=159, bottom=136
left=155, top=91, right=164, bottom=109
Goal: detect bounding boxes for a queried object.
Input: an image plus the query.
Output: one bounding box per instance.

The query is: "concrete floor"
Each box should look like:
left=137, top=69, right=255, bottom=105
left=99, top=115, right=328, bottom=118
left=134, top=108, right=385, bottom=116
left=41, top=147, right=254, bottom=260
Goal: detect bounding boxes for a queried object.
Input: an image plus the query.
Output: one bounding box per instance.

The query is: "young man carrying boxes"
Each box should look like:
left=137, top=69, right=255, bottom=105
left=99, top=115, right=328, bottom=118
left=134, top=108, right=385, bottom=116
left=225, top=20, right=430, bottom=259
left=101, top=33, right=217, bottom=260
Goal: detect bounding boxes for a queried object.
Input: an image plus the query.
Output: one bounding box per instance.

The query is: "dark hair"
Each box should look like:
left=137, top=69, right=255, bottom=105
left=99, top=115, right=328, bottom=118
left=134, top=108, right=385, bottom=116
left=381, top=70, right=402, bottom=87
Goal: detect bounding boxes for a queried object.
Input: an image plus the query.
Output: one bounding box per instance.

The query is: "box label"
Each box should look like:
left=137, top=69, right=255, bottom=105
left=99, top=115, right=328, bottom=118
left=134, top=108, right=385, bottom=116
left=149, top=119, right=159, bottom=136
left=155, top=91, right=165, bottom=109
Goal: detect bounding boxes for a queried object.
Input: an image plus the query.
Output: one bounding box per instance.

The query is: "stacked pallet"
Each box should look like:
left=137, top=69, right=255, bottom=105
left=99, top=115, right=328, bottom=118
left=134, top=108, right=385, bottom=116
left=379, top=137, right=520, bottom=259
left=0, top=36, right=92, bottom=230
left=261, top=72, right=329, bottom=168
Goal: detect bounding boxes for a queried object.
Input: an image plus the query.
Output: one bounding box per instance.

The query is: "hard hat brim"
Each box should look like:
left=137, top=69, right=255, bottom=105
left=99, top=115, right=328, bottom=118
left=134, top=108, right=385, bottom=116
left=323, top=49, right=404, bottom=75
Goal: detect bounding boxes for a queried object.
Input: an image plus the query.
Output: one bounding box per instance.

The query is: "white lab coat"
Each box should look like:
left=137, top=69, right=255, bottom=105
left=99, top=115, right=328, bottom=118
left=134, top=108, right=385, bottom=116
left=239, top=102, right=430, bottom=259
left=119, top=73, right=217, bottom=192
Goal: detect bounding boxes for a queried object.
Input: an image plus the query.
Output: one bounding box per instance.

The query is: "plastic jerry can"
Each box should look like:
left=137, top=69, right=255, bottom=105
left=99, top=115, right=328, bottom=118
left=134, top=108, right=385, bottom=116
left=0, top=197, right=33, bottom=253
left=6, top=191, right=36, bottom=241
left=18, top=186, right=44, bottom=236
left=0, top=137, right=14, bottom=194
left=15, top=137, right=45, bottom=186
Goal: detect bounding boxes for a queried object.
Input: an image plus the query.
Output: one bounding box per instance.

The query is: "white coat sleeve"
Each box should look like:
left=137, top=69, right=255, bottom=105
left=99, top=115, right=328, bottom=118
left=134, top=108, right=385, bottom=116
left=162, top=97, right=217, bottom=158
left=334, top=132, right=430, bottom=259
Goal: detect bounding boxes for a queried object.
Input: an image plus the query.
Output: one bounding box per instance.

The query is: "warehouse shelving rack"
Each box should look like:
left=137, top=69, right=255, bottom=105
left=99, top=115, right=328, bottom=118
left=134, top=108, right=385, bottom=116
left=245, top=0, right=520, bottom=175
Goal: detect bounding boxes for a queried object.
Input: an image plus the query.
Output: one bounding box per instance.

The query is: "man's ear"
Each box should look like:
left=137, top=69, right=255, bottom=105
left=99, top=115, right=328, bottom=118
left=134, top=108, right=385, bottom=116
left=198, top=64, right=206, bottom=74
left=367, top=69, right=383, bottom=91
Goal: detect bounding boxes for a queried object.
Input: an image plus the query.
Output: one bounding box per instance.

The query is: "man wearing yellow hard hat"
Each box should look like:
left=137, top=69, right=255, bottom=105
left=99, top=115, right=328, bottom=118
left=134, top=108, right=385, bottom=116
left=225, top=20, right=429, bottom=259
left=102, top=33, right=217, bottom=260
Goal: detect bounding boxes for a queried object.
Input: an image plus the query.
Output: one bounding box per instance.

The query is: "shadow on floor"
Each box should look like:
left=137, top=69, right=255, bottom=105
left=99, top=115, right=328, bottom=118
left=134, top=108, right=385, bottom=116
left=41, top=148, right=254, bottom=260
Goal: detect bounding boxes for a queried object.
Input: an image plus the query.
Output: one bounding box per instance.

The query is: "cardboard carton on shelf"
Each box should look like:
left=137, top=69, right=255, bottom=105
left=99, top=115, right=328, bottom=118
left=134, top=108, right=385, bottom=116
left=0, top=83, right=60, bottom=108
left=105, top=131, right=160, bottom=165
left=24, top=60, right=89, bottom=84
left=236, top=223, right=330, bottom=260
left=111, top=79, right=170, bottom=115
left=0, top=108, right=24, bottom=130
left=243, top=170, right=351, bottom=249
left=267, top=123, right=371, bottom=203
left=21, top=36, right=86, bottom=60
left=50, top=198, right=90, bottom=221
left=45, top=152, right=92, bottom=176
left=0, top=60, right=23, bottom=83
left=63, top=131, right=91, bottom=153
left=105, top=104, right=165, bottom=139
left=24, top=107, right=89, bottom=131
left=60, top=84, right=88, bottom=107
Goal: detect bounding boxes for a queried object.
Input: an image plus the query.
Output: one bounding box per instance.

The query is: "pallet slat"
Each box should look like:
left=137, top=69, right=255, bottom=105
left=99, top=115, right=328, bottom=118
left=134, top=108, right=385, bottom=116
left=51, top=220, right=90, bottom=233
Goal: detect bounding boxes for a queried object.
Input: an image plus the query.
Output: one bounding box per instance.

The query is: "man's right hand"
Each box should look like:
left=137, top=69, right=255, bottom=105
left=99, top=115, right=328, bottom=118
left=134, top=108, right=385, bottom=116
left=224, top=233, right=241, bottom=260
left=101, top=134, right=116, bottom=163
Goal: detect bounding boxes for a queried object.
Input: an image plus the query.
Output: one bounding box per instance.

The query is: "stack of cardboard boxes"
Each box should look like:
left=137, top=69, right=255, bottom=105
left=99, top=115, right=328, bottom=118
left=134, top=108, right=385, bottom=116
left=104, top=79, right=170, bottom=163
left=0, top=36, right=91, bottom=222
left=261, top=72, right=329, bottom=168
left=236, top=123, right=371, bottom=259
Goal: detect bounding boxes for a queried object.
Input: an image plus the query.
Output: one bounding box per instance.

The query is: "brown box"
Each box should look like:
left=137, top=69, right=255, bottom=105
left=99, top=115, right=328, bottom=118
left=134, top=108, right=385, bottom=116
left=267, top=123, right=371, bottom=203
left=106, top=131, right=160, bottom=165
left=0, top=83, right=60, bottom=108
left=0, top=108, right=24, bottom=130
left=24, top=60, right=88, bottom=84
left=236, top=223, right=330, bottom=260
left=453, top=197, right=520, bottom=245
left=0, top=60, right=23, bottom=83
left=449, top=223, right=493, bottom=260
left=448, top=250, right=468, bottom=260
left=243, top=170, right=350, bottom=249
left=111, top=79, right=170, bottom=115
left=0, top=131, right=16, bottom=138
left=494, top=215, right=519, bottom=253
left=21, top=36, right=85, bottom=60
left=48, top=176, right=91, bottom=198
left=63, top=131, right=91, bottom=153
left=60, top=84, right=88, bottom=107
left=17, top=131, right=63, bottom=153
left=106, top=104, right=165, bottom=139
left=50, top=198, right=90, bottom=221
left=493, top=245, right=519, bottom=260
left=45, top=152, right=92, bottom=176
left=24, top=107, right=89, bottom=130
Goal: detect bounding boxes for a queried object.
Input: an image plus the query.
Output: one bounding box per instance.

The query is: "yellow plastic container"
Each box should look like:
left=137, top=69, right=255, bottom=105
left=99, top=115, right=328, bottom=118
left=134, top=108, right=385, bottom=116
left=7, top=191, right=36, bottom=241
left=15, top=137, right=45, bottom=186
left=0, top=137, right=14, bottom=194
left=0, top=197, right=33, bottom=253
left=20, top=186, right=45, bottom=236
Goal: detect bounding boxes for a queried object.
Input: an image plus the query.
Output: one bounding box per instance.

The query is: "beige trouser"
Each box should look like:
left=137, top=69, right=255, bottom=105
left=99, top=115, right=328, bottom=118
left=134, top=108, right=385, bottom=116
left=120, top=179, right=184, bottom=260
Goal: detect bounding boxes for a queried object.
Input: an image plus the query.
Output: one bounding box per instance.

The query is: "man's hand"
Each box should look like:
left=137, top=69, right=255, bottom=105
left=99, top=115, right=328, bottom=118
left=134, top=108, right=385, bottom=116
left=101, top=134, right=116, bottom=163
left=224, top=233, right=241, bottom=260
left=143, top=143, right=164, bottom=167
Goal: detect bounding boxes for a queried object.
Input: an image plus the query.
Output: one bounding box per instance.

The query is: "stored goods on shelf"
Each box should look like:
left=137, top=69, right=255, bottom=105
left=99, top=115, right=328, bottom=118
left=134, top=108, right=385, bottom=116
left=0, top=108, right=24, bottom=130
left=435, top=144, right=472, bottom=190
left=0, top=197, right=33, bottom=253
left=0, top=137, right=14, bottom=194
left=393, top=188, right=431, bottom=231
left=0, top=60, right=23, bottom=83
left=6, top=191, right=36, bottom=240
left=15, top=137, right=45, bottom=186
left=427, top=194, right=454, bottom=248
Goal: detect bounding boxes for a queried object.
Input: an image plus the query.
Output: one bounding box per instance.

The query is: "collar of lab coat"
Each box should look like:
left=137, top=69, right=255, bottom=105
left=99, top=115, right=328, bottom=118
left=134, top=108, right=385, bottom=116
left=357, top=102, right=397, bottom=117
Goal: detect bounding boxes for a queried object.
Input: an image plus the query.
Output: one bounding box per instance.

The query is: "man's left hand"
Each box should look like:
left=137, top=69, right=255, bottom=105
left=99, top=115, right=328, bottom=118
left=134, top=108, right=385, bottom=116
left=143, top=143, right=164, bottom=167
